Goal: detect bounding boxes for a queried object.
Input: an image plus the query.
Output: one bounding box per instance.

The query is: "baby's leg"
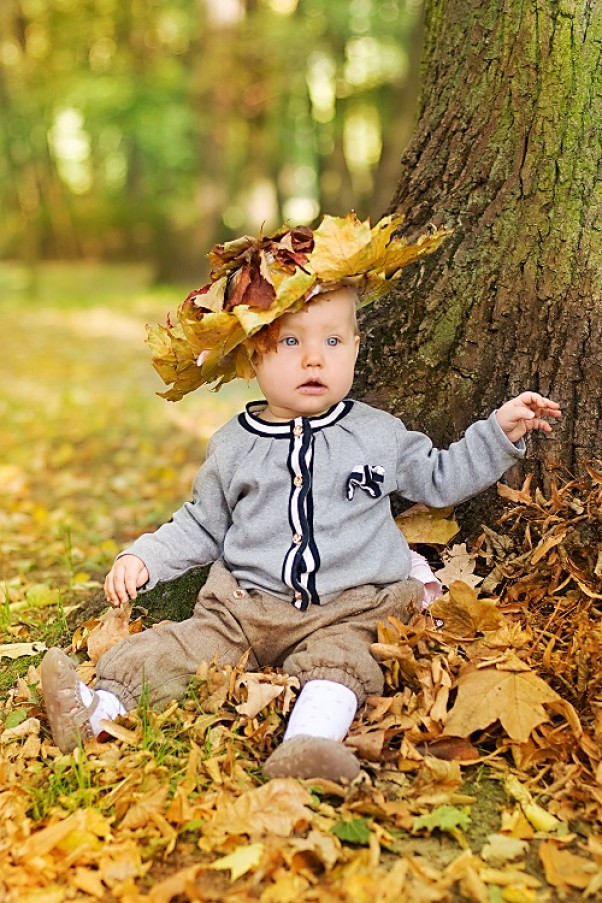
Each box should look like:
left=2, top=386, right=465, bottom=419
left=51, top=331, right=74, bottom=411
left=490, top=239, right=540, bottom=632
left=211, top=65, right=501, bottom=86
left=41, top=562, right=258, bottom=752
left=264, top=577, right=423, bottom=783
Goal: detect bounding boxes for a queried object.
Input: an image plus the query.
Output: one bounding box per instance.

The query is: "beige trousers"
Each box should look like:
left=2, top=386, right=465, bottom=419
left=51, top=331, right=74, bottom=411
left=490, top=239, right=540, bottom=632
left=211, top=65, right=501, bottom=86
left=96, top=561, right=422, bottom=710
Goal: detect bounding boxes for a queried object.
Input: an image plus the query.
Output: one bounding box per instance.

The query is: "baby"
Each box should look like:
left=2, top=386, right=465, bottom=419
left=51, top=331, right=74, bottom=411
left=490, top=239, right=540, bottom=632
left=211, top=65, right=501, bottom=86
left=41, top=283, right=560, bottom=781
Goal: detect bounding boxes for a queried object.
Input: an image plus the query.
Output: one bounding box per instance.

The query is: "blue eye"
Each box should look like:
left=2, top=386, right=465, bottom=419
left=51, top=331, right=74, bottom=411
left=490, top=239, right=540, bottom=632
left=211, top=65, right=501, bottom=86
left=326, top=337, right=339, bottom=347
left=282, top=336, right=298, bottom=346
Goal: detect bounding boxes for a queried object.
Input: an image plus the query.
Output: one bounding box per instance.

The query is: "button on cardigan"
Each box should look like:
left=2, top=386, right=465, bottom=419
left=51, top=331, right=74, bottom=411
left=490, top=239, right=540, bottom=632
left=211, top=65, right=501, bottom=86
left=121, top=400, right=525, bottom=607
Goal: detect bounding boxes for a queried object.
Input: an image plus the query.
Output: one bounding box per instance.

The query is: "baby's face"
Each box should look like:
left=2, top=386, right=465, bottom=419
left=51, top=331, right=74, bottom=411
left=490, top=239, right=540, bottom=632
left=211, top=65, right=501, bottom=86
left=253, top=287, right=360, bottom=422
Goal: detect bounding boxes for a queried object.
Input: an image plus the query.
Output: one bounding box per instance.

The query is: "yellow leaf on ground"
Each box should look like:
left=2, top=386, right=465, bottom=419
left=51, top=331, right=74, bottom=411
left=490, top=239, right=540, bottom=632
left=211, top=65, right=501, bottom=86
left=147, top=864, right=204, bottom=903
left=261, top=873, right=311, bottom=902
left=0, top=716, right=41, bottom=743
left=235, top=674, right=286, bottom=718
left=209, top=778, right=314, bottom=839
left=431, top=582, right=505, bottom=635
left=209, top=842, right=264, bottom=881
left=99, top=843, right=147, bottom=888
left=435, top=543, right=482, bottom=590
left=286, top=829, right=340, bottom=870
left=121, top=784, right=170, bottom=830
left=71, top=866, right=106, bottom=899
left=396, top=505, right=460, bottom=545
left=0, top=641, right=47, bottom=660
left=18, top=888, right=66, bottom=903
left=539, top=841, right=596, bottom=889
left=444, top=667, right=559, bottom=743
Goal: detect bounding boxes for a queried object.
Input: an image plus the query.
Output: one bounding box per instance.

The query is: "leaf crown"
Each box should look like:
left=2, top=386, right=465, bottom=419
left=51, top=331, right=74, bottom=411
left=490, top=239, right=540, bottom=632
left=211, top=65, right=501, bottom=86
left=147, top=211, right=452, bottom=401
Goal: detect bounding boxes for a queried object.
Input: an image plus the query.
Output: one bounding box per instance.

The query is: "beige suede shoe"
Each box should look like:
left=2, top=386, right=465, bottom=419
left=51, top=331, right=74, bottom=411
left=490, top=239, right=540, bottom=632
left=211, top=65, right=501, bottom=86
left=263, top=735, right=360, bottom=783
left=40, top=647, right=99, bottom=754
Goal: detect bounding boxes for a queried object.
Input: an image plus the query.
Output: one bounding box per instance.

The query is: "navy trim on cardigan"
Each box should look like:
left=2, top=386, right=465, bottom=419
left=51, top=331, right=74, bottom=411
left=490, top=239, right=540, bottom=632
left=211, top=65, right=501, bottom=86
left=238, top=399, right=353, bottom=437
left=281, top=417, right=321, bottom=609
left=238, top=400, right=353, bottom=608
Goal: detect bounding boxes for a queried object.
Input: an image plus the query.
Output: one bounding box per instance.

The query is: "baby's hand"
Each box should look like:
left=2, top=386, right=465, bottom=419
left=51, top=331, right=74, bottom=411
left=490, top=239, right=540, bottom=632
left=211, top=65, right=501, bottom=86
left=105, top=554, right=149, bottom=607
left=496, top=392, right=561, bottom=443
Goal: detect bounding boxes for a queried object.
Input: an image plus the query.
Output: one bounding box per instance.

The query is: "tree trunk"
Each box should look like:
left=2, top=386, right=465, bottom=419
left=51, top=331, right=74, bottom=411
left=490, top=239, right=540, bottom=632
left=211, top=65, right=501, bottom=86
left=354, top=0, right=601, bottom=487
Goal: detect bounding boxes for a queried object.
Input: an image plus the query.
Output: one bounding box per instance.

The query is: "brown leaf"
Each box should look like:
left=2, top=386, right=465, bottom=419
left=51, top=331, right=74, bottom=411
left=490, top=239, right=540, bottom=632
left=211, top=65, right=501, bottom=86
left=120, top=784, right=170, bottom=830
left=346, top=730, right=386, bottom=761
left=539, top=841, right=595, bottom=889
left=235, top=673, right=299, bottom=719
left=444, top=666, right=560, bottom=742
left=496, top=474, right=533, bottom=505
left=415, top=737, right=480, bottom=762
left=86, top=602, right=132, bottom=664
left=430, top=582, right=505, bottom=636
left=209, top=778, right=314, bottom=839
left=530, top=527, right=568, bottom=565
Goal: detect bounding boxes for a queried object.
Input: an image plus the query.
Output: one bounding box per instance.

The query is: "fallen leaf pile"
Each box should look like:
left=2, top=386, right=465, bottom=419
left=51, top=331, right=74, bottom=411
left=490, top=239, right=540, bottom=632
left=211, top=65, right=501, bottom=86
left=1, top=467, right=601, bottom=900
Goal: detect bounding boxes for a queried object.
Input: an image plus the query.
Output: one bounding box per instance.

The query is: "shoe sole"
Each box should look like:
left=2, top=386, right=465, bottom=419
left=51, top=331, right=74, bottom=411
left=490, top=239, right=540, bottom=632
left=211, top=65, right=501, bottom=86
left=41, top=647, right=92, bottom=754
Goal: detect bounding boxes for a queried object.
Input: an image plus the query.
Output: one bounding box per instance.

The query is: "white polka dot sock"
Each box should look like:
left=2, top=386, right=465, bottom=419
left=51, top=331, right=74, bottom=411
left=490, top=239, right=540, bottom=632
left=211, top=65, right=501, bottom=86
left=284, top=679, right=357, bottom=742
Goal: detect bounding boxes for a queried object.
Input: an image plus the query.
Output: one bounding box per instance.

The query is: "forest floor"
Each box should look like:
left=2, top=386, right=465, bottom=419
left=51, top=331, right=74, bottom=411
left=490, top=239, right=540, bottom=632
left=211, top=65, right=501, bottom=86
left=1, top=262, right=601, bottom=902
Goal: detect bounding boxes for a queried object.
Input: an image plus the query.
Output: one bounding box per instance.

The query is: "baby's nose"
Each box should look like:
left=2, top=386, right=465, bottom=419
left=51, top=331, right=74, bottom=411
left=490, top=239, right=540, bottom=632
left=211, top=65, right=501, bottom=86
left=303, top=346, right=323, bottom=365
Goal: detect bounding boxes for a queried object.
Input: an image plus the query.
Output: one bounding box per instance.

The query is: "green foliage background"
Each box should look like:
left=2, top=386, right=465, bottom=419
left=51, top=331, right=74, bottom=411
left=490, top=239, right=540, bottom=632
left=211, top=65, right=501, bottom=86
left=0, top=0, right=422, bottom=282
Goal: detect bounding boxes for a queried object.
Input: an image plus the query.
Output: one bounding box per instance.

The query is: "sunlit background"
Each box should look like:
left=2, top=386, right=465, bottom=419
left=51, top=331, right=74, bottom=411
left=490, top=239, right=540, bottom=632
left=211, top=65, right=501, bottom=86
left=0, top=0, right=425, bottom=600
left=1, top=0, right=423, bottom=284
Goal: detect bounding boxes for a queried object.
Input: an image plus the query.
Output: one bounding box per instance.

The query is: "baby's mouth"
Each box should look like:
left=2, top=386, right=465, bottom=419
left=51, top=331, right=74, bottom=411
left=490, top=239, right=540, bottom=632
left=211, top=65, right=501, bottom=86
left=298, top=378, right=326, bottom=392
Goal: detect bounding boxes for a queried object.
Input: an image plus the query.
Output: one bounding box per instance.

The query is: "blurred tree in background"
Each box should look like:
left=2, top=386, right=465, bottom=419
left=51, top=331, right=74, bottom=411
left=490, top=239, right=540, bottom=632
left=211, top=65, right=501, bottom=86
left=0, top=0, right=423, bottom=281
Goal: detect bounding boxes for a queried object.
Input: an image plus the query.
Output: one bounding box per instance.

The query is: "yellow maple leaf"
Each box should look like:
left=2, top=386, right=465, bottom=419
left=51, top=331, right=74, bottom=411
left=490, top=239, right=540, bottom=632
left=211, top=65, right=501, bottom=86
left=308, top=212, right=451, bottom=287
left=395, top=505, right=460, bottom=545
left=430, top=582, right=505, bottom=635
left=443, top=666, right=560, bottom=743
left=308, top=212, right=376, bottom=281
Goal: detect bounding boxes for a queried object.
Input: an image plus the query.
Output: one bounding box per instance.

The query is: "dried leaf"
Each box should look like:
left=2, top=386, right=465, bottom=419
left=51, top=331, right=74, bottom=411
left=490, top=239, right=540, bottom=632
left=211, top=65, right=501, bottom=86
left=444, top=667, right=560, bottom=742
left=0, top=716, right=40, bottom=743
left=235, top=672, right=299, bottom=718
left=396, top=505, right=460, bottom=545
left=435, top=543, right=482, bottom=589
left=480, top=834, right=529, bottom=865
left=209, top=778, right=314, bottom=839
left=539, top=841, right=595, bottom=889
left=430, top=582, right=504, bottom=635
left=86, top=602, right=132, bottom=663
left=0, top=641, right=47, bottom=660
left=416, top=736, right=480, bottom=762
left=209, top=842, right=264, bottom=881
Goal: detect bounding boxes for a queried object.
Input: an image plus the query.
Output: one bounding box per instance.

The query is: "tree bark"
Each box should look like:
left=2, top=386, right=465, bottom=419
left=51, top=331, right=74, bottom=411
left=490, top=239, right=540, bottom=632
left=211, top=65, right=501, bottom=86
left=354, top=0, right=602, bottom=485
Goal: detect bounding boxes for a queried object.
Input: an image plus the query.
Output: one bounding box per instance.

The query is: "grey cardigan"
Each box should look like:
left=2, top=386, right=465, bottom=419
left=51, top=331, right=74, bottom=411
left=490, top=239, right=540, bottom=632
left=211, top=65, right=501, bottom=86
left=122, top=399, right=524, bottom=609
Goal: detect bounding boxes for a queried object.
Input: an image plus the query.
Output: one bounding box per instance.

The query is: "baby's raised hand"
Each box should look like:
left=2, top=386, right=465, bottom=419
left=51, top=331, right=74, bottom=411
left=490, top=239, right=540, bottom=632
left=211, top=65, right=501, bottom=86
left=105, top=554, right=149, bottom=607
left=496, top=392, right=561, bottom=443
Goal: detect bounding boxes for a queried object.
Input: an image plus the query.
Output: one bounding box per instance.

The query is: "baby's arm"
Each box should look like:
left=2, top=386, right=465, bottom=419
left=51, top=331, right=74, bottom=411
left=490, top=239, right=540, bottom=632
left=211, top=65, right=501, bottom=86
left=105, top=554, right=149, bottom=607
left=496, top=392, right=561, bottom=443
left=102, top=438, right=230, bottom=607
